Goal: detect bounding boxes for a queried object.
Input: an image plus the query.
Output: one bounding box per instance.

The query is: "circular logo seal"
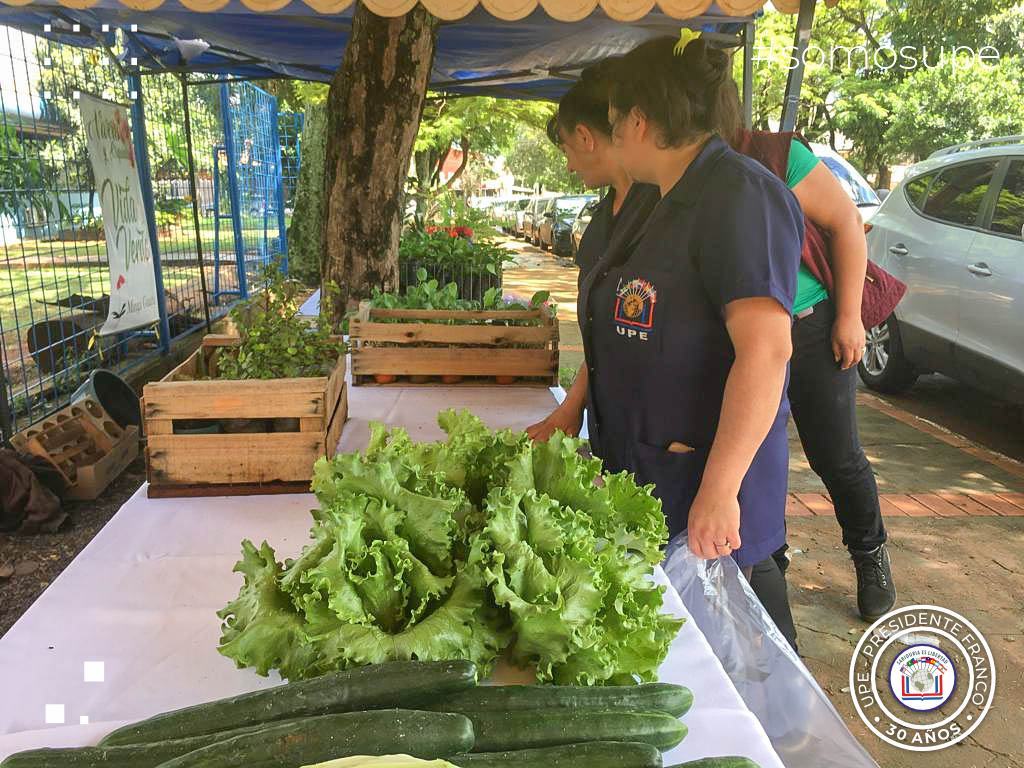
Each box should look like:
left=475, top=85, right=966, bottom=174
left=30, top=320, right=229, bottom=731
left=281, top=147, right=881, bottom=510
left=850, top=605, right=996, bottom=751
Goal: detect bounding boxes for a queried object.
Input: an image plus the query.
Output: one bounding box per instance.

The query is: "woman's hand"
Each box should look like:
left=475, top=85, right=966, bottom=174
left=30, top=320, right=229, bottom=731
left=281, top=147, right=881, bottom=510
left=526, top=404, right=583, bottom=442
left=687, top=488, right=742, bottom=560
left=832, top=313, right=866, bottom=370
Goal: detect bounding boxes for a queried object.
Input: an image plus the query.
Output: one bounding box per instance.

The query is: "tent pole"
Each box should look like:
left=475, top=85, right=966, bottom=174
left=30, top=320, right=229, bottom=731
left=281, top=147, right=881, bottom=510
left=181, top=76, right=212, bottom=331
left=742, top=21, right=754, bottom=129
left=780, top=0, right=816, bottom=132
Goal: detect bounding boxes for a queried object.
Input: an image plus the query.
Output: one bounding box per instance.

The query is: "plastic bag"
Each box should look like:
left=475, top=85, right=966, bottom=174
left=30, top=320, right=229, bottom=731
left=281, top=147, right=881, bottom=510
left=664, top=534, right=879, bottom=768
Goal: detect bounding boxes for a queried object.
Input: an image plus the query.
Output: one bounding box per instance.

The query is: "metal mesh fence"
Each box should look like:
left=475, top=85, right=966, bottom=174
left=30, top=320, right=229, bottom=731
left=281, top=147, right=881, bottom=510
left=0, top=24, right=296, bottom=439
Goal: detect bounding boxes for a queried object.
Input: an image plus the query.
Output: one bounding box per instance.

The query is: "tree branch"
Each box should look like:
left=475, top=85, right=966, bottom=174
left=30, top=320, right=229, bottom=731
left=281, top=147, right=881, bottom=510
left=443, top=136, right=471, bottom=189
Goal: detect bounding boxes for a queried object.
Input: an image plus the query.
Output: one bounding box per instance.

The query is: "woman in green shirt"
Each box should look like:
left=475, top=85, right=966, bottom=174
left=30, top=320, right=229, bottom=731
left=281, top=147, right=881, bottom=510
left=767, top=138, right=896, bottom=622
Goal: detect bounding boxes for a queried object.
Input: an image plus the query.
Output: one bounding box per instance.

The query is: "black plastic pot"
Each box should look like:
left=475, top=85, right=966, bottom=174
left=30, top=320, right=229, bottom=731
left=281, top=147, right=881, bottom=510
left=399, top=260, right=502, bottom=304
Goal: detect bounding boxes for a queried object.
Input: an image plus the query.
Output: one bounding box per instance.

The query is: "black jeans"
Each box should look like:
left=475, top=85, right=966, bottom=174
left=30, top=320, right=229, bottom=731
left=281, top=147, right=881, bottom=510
left=747, top=557, right=798, bottom=652
left=787, top=300, right=887, bottom=552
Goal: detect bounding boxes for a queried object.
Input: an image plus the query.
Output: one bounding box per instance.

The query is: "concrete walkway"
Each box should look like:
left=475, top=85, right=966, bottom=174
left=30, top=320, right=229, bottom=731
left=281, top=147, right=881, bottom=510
left=503, top=239, right=1024, bottom=768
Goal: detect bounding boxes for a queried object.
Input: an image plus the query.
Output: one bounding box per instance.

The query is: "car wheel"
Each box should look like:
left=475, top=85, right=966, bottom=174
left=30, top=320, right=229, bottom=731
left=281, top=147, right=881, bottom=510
left=858, top=315, right=918, bottom=394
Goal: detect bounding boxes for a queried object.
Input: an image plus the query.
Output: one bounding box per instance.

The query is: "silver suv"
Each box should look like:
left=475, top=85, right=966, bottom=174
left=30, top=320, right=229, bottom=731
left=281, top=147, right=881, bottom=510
left=861, top=136, right=1024, bottom=404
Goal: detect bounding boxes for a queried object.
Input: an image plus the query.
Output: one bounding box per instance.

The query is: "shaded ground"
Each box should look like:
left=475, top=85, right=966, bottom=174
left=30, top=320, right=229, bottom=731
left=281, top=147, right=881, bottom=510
left=788, top=516, right=1024, bottom=768
left=0, top=455, right=145, bottom=637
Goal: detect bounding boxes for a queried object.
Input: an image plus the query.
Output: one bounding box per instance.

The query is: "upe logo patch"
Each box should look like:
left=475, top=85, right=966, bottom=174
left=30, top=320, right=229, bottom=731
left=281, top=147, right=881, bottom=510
left=614, top=278, right=657, bottom=341
left=890, top=646, right=955, bottom=711
left=849, top=605, right=996, bottom=752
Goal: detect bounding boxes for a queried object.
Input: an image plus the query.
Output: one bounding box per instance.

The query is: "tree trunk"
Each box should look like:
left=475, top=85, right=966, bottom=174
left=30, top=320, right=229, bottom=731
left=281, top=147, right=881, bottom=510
left=322, top=3, right=439, bottom=325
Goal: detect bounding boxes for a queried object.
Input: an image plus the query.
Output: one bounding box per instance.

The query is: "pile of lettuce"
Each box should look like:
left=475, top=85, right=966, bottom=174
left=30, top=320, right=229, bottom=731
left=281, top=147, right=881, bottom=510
left=218, top=410, right=683, bottom=684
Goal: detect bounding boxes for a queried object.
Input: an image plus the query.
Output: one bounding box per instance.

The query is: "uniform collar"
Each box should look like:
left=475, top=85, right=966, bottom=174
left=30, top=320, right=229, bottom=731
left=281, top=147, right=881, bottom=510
left=662, top=134, right=730, bottom=208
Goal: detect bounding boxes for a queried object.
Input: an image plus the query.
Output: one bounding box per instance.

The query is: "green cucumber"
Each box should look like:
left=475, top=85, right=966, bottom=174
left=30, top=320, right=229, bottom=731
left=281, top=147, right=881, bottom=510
left=446, top=741, right=662, bottom=767
left=666, top=759, right=760, bottom=768
left=430, top=683, right=693, bottom=718
left=0, top=723, right=270, bottom=768
left=154, top=709, right=473, bottom=767
left=467, top=710, right=686, bottom=753
left=101, top=659, right=476, bottom=746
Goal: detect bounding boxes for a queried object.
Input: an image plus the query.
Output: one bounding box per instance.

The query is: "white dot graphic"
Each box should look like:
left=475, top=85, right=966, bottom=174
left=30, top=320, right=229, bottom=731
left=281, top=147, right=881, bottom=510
left=84, top=661, right=105, bottom=683
left=44, top=704, right=64, bottom=724
left=79, top=715, right=90, bottom=725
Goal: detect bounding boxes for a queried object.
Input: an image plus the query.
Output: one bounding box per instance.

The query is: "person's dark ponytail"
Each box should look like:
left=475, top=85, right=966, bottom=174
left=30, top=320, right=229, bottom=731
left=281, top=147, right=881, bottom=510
left=608, top=36, right=740, bottom=147
left=547, top=58, right=618, bottom=145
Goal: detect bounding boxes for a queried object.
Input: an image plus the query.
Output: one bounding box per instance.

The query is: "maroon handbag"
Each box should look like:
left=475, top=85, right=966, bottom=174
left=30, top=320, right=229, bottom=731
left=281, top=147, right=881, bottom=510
left=803, top=221, right=907, bottom=329
left=735, top=129, right=908, bottom=328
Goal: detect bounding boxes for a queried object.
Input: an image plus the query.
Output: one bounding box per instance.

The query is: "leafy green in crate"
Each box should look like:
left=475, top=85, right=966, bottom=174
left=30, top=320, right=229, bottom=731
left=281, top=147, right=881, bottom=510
left=216, top=264, right=345, bottom=380
left=218, top=411, right=682, bottom=684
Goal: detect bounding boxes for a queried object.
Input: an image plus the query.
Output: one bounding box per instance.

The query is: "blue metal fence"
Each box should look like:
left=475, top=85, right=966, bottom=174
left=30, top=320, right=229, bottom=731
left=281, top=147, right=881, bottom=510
left=0, top=24, right=297, bottom=439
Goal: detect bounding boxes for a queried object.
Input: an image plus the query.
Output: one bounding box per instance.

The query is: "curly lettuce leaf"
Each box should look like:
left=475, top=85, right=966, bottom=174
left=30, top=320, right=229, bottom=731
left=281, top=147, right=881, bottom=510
left=217, top=540, right=319, bottom=679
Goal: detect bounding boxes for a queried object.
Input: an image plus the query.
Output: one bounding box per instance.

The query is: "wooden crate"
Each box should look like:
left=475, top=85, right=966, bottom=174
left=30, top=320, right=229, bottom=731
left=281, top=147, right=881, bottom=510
left=349, top=304, right=559, bottom=386
left=12, top=398, right=140, bottom=501
left=143, top=335, right=348, bottom=497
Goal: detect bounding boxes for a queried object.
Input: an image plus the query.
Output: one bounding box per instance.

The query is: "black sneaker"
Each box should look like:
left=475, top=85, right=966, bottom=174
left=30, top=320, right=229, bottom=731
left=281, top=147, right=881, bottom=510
left=851, top=544, right=896, bottom=621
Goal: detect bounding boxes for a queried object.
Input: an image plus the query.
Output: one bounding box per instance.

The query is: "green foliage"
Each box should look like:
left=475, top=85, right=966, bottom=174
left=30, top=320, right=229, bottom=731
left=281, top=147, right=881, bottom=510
left=218, top=410, right=681, bottom=683
left=0, top=124, right=66, bottom=222
left=505, top=125, right=585, bottom=193
left=216, top=264, right=345, bottom=380
left=154, top=194, right=189, bottom=231
left=399, top=229, right=512, bottom=276
left=287, top=102, right=328, bottom=286
left=746, top=1, right=1024, bottom=174
left=369, top=269, right=551, bottom=318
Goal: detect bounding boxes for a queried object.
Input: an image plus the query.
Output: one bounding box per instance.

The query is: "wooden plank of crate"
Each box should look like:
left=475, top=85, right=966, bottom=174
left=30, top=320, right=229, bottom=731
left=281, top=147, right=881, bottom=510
left=367, top=308, right=545, bottom=322
left=321, top=355, right=346, bottom=424
left=352, top=348, right=557, bottom=377
left=147, top=432, right=325, bottom=485
left=324, top=383, right=348, bottom=457
left=144, top=376, right=330, bottom=420
left=201, top=334, right=242, bottom=348
left=164, top=347, right=201, bottom=381
left=348, top=321, right=557, bottom=345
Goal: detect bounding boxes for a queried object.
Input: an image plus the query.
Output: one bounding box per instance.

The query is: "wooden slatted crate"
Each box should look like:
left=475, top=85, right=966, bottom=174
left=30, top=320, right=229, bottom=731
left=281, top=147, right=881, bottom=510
left=143, top=335, right=348, bottom=497
left=349, top=303, right=559, bottom=386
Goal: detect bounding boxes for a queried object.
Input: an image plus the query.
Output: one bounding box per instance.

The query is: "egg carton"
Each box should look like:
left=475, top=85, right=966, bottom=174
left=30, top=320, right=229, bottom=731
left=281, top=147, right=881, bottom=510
left=12, top=398, right=139, bottom=500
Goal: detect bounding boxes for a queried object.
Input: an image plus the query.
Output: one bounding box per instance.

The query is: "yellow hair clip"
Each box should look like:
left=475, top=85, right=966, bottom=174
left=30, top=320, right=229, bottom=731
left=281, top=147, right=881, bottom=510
left=674, top=28, right=702, bottom=56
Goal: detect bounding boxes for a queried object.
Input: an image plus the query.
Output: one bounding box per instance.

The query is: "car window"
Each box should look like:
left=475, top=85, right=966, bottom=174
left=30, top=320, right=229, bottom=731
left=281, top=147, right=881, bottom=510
left=922, top=161, right=999, bottom=227
left=904, top=174, right=932, bottom=212
left=990, top=160, right=1024, bottom=238
left=556, top=197, right=590, bottom=215
left=819, top=157, right=881, bottom=206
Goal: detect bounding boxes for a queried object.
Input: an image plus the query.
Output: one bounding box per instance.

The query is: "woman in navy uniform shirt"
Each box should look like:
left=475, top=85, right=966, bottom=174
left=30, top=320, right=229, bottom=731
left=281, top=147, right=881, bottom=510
left=527, top=61, right=661, bottom=441
left=531, top=35, right=803, bottom=646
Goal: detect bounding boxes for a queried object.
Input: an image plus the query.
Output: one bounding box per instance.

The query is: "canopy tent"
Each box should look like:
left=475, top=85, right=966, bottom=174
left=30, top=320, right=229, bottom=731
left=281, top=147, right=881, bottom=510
left=0, top=0, right=831, bottom=119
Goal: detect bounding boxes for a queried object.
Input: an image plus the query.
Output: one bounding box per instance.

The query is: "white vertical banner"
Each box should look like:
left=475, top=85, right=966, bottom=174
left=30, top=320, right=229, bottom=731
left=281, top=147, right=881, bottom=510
left=79, top=94, right=160, bottom=336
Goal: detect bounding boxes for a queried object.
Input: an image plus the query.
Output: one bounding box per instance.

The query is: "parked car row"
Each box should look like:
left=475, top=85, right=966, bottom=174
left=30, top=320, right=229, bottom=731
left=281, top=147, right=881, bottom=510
left=860, top=135, right=1024, bottom=405
left=494, top=193, right=598, bottom=256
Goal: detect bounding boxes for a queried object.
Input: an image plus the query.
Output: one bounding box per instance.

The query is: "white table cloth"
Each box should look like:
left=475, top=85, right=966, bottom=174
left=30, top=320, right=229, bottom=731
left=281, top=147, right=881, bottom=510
left=0, top=384, right=784, bottom=768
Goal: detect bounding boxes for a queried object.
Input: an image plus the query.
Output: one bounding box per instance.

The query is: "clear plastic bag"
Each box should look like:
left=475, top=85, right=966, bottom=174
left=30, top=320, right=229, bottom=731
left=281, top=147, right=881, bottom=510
left=664, top=534, right=879, bottom=768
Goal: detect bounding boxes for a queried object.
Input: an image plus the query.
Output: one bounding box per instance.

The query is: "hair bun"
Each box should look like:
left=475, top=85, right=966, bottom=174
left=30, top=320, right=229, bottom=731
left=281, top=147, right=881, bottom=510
left=679, top=38, right=731, bottom=90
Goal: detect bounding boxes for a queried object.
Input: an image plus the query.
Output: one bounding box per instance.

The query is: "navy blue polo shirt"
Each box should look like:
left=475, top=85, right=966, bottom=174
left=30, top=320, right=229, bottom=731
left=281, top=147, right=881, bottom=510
left=575, top=183, right=661, bottom=282
left=577, top=136, right=803, bottom=567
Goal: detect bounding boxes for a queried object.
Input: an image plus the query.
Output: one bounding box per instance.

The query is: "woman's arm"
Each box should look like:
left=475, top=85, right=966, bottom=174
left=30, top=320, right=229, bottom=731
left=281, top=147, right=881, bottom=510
left=526, top=363, right=588, bottom=441
left=687, top=297, right=792, bottom=560
left=792, top=163, right=868, bottom=369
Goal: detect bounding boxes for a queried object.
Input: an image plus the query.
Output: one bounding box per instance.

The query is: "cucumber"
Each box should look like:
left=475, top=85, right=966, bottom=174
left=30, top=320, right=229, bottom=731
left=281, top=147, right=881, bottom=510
left=430, top=683, right=693, bottom=718
left=666, top=759, right=760, bottom=768
left=154, top=709, right=474, bottom=767
left=101, top=659, right=476, bottom=746
left=447, top=741, right=662, bottom=768
left=0, top=723, right=268, bottom=768
left=467, top=710, right=686, bottom=753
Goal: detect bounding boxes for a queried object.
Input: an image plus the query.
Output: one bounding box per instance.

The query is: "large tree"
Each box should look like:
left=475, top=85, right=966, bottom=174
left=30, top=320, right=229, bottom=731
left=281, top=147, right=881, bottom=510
left=321, top=4, right=440, bottom=325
